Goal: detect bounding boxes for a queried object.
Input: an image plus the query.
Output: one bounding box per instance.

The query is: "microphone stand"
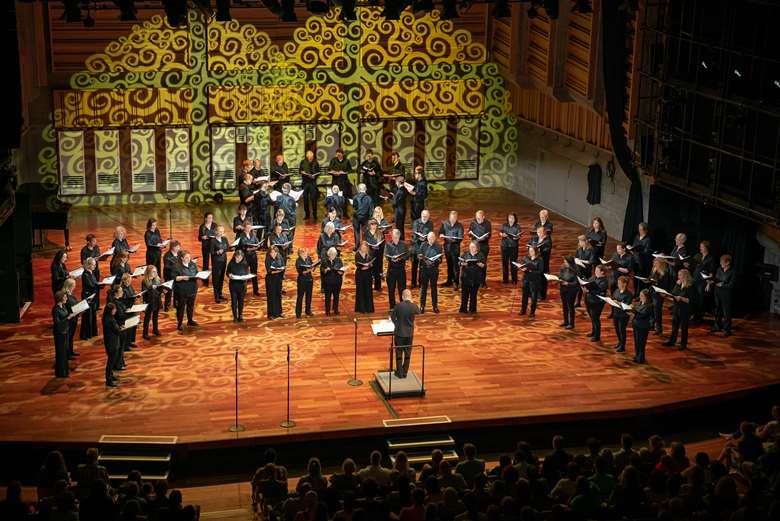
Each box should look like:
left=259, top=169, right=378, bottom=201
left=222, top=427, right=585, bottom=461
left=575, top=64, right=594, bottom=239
left=280, top=343, right=296, bottom=428
left=163, top=192, right=175, bottom=241
left=348, top=318, right=363, bottom=386
left=228, top=349, right=245, bottom=432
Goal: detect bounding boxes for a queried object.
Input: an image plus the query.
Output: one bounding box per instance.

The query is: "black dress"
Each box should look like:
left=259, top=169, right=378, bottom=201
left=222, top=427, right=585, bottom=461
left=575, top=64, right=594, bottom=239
left=142, top=276, right=163, bottom=337
left=227, top=257, right=249, bottom=321
left=198, top=222, right=217, bottom=272
left=81, top=245, right=101, bottom=307
left=631, top=302, right=653, bottom=363
left=51, top=262, right=68, bottom=296
left=80, top=270, right=99, bottom=339
left=520, top=256, right=544, bottom=316
left=499, top=223, right=521, bottom=284
left=52, top=303, right=70, bottom=377
left=586, top=229, right=607, bottom=261
left=354, top=251, right=374, bottom=313
left=210, top=236, right=229, bottom=301
left=666, top=284, right=694, bottom=350
left=102, top=311, right=121, bottom=384
left=559, top=266, right=579, bottom=327
left=265, top=253, right=285, bottom=319
left=144, top=229, right=162, bottom=273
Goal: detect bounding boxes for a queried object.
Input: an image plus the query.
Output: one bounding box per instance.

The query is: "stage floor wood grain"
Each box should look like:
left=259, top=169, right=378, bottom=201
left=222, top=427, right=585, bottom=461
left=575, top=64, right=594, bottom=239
left=2, top=188, right=779, bottom=446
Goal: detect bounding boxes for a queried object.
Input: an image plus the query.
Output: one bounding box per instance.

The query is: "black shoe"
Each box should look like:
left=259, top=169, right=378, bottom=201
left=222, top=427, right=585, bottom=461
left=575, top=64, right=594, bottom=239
left=590, top=336, right=599, bottom=342
left=613, top=344, right=622, bottom=350
left=326, top=312, right=331, bottom=316
left=142, top=335, right=150, bottom=340
left=559, top=322, right=568, bottom=327
left=433, top=307, right=440, bottom=313
left=177, top=324, right=183, bottom=331
left=296, top=314, right=301, bottom=319
left=237, top=317, right=243, bottom=322
left=306, top=311, right=313, bottom=316
left=115, top=365, right=127, bottom=371
left=724, top=331, right=731, bottom=337
left=616, top=347, right=625, bottom=353
left=454, top=284, right=459, bottom=291
left=459, top=309, right=467, bottom=314
left=519, top=310, right=526, bottom=315
left=565, top=324, right=574, bottom=329
left=528, top=313, right=535, bottom=319
left=420, top=307, right=425, bottom=314
left=106, top=381, right=118, bottom=387
left=188, top=321, right=199, bottom=326
left=678, top=346, right=687, bottom=351
left=129, top=343, right=137, bottom=348
left=71, top=352, right=80, bottom=357
left=153, top=330, right=161, bottom=336
left=481, top=283, right=488, bottom=289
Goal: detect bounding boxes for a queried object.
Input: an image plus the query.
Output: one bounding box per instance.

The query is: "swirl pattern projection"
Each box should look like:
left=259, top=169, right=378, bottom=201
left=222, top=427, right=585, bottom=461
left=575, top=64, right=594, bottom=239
left=38, top=7, right=518, bottom=209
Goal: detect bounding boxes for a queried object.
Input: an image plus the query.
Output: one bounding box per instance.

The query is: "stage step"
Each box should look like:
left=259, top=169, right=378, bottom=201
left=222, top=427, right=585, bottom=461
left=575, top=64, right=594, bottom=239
left=387, top=434, right=459, bottom=467
left=99, top=434, right=176, bottom=483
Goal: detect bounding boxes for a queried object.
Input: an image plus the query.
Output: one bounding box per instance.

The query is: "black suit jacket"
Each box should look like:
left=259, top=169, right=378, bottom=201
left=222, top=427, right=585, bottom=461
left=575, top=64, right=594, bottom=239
left=391, top=300, right=420, bottom=339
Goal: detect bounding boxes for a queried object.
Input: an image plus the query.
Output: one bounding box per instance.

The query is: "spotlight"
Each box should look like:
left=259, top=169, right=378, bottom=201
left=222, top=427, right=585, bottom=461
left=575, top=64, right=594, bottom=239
left=216, top=0, right=232, bottom=20
left=441, top=0, right=458, bottom=19
left=571, top=0, right=591, bottom=14
left=492, top=0, right=510, bottom=18
left=413, top=0, right=433, bottom=14
left=163, top=0, right=188, bottom=26
left=307, top=0, right=329, bottom=14
left=280, top=0, right=297, bottom=21
left=543, top=0, right=559, bottom=19
left=382, top=0, right=406, bottom=20
left=733, top=69, right=742, bottom=78
left=62, top=0, right=81, bottom=22
left=118, top=0, right=137, bottom=20
left=340, top=0, right=357, bottom=20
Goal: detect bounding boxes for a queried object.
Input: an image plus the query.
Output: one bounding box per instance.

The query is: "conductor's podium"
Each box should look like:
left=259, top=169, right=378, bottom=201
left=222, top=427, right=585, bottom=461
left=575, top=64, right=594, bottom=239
left=371, top=319, right=426, bottom=399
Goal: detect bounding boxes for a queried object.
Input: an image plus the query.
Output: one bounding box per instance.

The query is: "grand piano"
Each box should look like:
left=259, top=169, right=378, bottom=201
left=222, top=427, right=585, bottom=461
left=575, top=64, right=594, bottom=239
left=17, top=183, right=72, bottom=249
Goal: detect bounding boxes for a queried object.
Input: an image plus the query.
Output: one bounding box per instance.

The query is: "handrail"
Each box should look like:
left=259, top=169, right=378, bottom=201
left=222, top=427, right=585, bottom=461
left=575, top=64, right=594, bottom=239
left=388, top=342, right=426, bottom=399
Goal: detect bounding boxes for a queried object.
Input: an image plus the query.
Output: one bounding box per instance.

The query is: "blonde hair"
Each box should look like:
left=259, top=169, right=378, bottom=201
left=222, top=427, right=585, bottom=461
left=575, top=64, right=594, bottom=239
left=373, top=207, right=385, bottom=221
left=113, top=226, right=126, bottom=240
left=678, top=269, right=693, bottom=288
left=121, top=273, right=132, bottom=286
left=652, top=258, right=668, bottom=275
left=63, top=278, right=76, bottom=292
left=143, top=265, right=158, bottom=282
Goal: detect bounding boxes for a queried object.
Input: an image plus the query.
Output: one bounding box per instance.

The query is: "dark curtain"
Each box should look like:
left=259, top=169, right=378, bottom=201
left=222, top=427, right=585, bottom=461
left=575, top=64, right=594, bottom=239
left=586, top=164, right=602, bottom=205
left=602, top=1, right=644, bottom=244
left=648, top=185, right=764, bottom=315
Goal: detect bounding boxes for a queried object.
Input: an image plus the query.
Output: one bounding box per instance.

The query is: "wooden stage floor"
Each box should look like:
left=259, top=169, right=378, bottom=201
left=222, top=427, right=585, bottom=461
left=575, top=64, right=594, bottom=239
left=1, top=188, right=779, bottom=447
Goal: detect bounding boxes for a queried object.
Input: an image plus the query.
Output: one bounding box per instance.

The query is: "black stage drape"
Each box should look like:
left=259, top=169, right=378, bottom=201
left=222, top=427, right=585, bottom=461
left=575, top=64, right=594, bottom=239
left=647, top=184, right=765, bottom=315
left=602, top=1, right=644, bottom=244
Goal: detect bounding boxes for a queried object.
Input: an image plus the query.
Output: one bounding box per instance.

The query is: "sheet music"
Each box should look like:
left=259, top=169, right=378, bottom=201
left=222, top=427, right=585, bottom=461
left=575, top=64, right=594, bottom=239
left=228, top=273, right=256, bottom=280
left=652, top=285, right=673, bottom=296
left=131, top=266, right=146, bottom=277
left=71, top=299, right=89, bottom=315
left=161, top=280, right=174, bottom=290
left=127, top=304, right=148, bottom=313
left=157, top=239, right=171, bottom=248
left=100, top=275, right=116, bottom=285
left=69, top=267, right=84, bottom=279
left=574, top=258, right=590, bottom=268
left=195, top=270, right=211, bottom=280
left=123, top=315, right=140, bottom=329
left=544, top=273, right=560, bottom=281
left=371, top=319, right=395, bottom=336
left=290, top=189, right=304, bottom=201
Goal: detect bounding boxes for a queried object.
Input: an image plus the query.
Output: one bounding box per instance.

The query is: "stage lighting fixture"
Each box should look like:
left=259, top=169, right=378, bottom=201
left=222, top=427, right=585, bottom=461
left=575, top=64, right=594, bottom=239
left=441, top=0, right=459, bottom=19
left=163, top=0, right=188, bottom=26
left=571, top=0, right=591, bottom=14
left=544, top=0, right=559, bottom=19
left=280, top=0, right=297, bottom=21
left=492, top=0, right=510, bottom=18
left=414, top=0, right=434, bottom=14
left=62, top=0, right=81, bottom=22
left=307, top=0, right=330, bottom=14
left=118, top=0, right=137, bottom=20
left=216, top=0, right=232, bottom=20
left=340, top=0, right=357, bottom=20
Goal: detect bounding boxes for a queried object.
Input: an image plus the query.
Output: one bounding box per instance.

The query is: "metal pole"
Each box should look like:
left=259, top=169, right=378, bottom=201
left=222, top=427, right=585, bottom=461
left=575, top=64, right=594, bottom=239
left=348, top=318, right=363, bottom=386
left=228, top=349, right=245, bottom=432
left=280, top=343, right=296, bottom=428
left=388, top=336, right=393, bottom=400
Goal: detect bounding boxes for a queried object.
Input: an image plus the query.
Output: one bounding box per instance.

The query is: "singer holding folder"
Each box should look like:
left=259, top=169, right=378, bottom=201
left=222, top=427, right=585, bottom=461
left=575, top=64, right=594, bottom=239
left=173, top=250, right=199, bottom=331
left=144, top=218, right=163, bottom=273
left=265, top=246, right=286, bottom=320
left=322, top=247, right=345, bottom=316
left=440, top=211, right=464, bottom=289
left=468, top=211, right=491, bottom=288
left=611, top=276, right=634, bottom=352
left=364, top=219, right=385, bottom=291
left=295, top=248, right=316, bottom=318
left=584, top=265, right=609, bottom=342
left=419, top=232, right=443, bottom=313
left=499, top=213, right=520, bottom=285
left=80, top=257, right=99, bottom=340
left=354, top=241, right=375, bottom=314
left=102, top=303, right=121, bottom=387
left=410, top=210, right=434, bottom=288
left=518, top=246, right=543, bottom=318
left=384, top=229, right=409, bottom=309
left=141, top=265, right=163, bottom=339
left=459, top=241, right=485, bottom=314
left=227, top=249, right=249, bottom=322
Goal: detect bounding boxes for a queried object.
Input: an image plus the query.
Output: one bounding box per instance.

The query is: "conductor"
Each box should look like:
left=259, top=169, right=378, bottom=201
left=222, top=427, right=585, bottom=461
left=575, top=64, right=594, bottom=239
left=390, top=289, right=421, bottom=379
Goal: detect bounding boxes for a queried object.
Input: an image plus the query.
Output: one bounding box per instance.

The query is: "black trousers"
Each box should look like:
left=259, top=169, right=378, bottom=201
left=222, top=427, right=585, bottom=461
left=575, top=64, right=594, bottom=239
left=393, top=208, right=406, bottom=239
left=460, top=282, right=479, bottom=313
left=146, top=251, right=161, bottom=276
left=201, top=243, right=211, bottom=272
left=652, top=293, right=664, bottom=333
left=302, top=182, right=318, bottom=219
left=669, top=307, right=690, bottom=348
left=105, top=343, right=118, bottom=384
left=521, top=281, right=539, bottom=315
left=365, top=184, right=378, bottom=208
left=613, top=315, right=629, bottom=348
left=229, top=282, right=246, bottom=320
left=143, top=304, right=159, bottom=336
left=296, top=278, right=313, bottom=317
left=587, top=301, right=605, bottom=339
left=714, top=292, right=732, bottom=333
left=353, top=217, right=367, bottom=249
left=411, top=203, right=423, bottom=221
left=212, top=261, right=226, bottom=300
left=479, top=245, right=489, bottom=285
left=420, top=268, right=438, bottom=309
left=561, top=287, right=577, bottom=326
left=117, top=332, right=127, bottom=369
left=444, top=249, right=460, bottom=286
left=394, top=335, right=412, bottom=377
left=68, top=319, right=77, bottom=356
left=176, top=294, right=196, bottom=325
left=500, top=246, right=518, bottom=283
left=371, top=248, right=383, bottom=290
left=540, top=254, right=551, bottom=299
left=387, top=269, right=406, bottom=308
left=633, top=326, right=649, bottom=362
left=54, top=332, right=69, bottom=377
left=411, top=253, right=422, bottom=286
left=324, top=280, right=342, bottom=314
left=265, top=274, right=283, bottom=318
left=247, top=254, right=259, bottom=294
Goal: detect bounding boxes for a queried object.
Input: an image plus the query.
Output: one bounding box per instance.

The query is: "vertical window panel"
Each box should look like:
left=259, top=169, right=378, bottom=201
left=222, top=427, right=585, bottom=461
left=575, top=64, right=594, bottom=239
left=246, top=125, right=270, bottom=175
left=165, top=128, right=190, bottom=192
left=455, top=118, right=480, bottom=179
left=211, top=126, right=236, bottom=191
left=57, top=130, right=86, bottom=195
left=130, top=128, right=156, bottom=192
left=391, top=120, right=416, bottom=173
left=94, top=130, right=120, bottom=194
left=424, top=119, right=447, bottom=180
